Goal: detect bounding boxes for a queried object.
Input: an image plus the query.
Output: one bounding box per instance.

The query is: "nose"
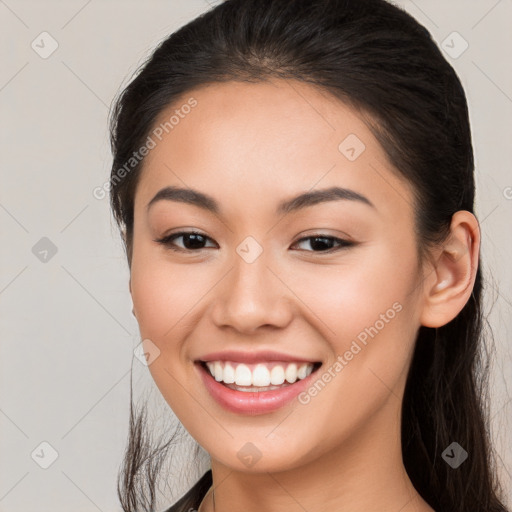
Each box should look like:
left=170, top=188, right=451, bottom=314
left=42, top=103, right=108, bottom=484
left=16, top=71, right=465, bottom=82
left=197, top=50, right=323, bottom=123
left=210, top=249, right=294, bottom=334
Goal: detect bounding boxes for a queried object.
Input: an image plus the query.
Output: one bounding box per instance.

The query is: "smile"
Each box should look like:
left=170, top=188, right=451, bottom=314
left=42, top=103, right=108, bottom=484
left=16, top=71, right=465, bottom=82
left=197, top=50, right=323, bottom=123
left=204, top=360, right=315, bottom=390
left=196, top=358, right=322, bottom=415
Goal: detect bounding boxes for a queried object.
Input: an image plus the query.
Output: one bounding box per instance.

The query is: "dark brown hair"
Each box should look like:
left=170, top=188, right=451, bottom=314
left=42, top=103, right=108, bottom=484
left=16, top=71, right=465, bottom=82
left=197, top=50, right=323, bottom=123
left=108, top=0, right=510, bottom=510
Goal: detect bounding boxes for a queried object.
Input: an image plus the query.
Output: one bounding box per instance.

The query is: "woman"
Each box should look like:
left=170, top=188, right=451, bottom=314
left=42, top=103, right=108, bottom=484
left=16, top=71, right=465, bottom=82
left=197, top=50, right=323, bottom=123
left=108, top=0, right=510, bottom=511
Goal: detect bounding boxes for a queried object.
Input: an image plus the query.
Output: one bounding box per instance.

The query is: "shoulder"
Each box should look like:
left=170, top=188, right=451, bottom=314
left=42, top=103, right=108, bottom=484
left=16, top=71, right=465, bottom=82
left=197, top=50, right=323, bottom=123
left=162, top=470, right=212, bottom=512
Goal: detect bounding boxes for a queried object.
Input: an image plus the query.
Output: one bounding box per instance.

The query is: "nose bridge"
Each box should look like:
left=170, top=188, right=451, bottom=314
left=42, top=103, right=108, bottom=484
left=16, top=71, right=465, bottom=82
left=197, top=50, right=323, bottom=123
left=211, top=240, right=292, bottom=332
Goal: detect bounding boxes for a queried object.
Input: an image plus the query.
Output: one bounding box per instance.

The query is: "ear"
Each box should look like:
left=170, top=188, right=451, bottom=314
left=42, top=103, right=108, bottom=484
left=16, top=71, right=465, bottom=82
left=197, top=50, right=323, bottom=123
left=419, top=210, right=480, bottom=328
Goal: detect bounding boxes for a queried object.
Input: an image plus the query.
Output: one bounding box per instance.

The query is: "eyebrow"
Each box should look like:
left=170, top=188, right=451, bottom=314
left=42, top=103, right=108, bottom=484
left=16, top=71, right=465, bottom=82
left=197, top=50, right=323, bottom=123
left=146, top=185, right=375, bottom=216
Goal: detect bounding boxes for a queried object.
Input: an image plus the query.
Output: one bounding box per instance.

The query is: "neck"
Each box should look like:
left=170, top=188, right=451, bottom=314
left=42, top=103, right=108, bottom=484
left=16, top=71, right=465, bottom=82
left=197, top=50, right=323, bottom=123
left=200, top=401, right=434, bottom=512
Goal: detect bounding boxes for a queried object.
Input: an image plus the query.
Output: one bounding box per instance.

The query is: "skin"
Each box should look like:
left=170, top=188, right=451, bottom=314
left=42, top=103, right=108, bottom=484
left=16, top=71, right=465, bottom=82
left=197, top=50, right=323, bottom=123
left=128, top=79, right=480, bottom=512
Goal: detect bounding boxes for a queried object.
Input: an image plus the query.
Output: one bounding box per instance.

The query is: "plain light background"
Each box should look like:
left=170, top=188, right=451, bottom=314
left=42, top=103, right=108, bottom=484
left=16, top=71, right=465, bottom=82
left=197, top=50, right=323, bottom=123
left=0, top=1, right=511, bottom=511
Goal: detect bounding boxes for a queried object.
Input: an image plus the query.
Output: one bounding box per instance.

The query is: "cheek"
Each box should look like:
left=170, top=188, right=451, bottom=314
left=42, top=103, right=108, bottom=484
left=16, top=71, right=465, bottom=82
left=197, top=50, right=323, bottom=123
left=286, top=246, right=421, bottom=406
left=130, top=254, right=202, bottom=414
left=130, top=249, right=211, bottom=340
left=284, top=259, right=419, bottom=451
left=285, top=247, right=418, bottom=344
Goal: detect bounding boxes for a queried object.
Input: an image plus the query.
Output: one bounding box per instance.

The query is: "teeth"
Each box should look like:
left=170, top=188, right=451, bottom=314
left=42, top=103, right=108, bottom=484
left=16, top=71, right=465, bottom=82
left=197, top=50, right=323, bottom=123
left=223, top=362, right=235, bottom=384
left=204, top=361, right=315, bottom=387
left=234, top=364, right=252, bottom=386
left=252, top=364, right=270, bottom=386
left=214, top=361, right=223, bottom=382
left=297, top=364, right=308, bottom=379
left=285, top=363, right=297, bottom=384
left=270, top=365, right=285, bottom=385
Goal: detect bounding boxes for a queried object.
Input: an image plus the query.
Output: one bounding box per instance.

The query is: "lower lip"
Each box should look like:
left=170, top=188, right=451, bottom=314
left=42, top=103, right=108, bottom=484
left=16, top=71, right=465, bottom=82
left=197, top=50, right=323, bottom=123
left=196, top=362, right=319, bottom=415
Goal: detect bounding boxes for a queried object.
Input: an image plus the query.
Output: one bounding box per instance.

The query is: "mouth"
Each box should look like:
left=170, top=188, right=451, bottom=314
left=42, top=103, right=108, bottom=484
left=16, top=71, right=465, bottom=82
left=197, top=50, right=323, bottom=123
left=195, top=359, right=322, bottom=414
left=200, top=360, right=321, bottom=390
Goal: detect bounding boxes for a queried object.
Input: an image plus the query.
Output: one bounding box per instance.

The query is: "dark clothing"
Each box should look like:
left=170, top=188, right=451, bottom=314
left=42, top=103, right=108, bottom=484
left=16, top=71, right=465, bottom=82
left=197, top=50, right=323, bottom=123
left=163, top=470, right=212, bottom=512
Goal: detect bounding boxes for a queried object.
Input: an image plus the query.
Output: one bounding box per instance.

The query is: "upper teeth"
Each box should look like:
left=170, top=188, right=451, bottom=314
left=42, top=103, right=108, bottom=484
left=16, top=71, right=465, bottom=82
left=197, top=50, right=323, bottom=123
left=205, top=361, right=314, bottom=386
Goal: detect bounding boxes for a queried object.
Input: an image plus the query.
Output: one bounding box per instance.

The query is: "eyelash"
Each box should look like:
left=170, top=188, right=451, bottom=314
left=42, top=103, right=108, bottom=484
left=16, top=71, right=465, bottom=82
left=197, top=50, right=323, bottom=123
left=153, top=230, right=355, bottom=254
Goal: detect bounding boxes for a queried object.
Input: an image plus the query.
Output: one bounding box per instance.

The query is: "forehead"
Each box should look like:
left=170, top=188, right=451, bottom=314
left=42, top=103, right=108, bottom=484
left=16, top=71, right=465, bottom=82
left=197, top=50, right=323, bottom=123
left=134, top=79, right=414, bottom=223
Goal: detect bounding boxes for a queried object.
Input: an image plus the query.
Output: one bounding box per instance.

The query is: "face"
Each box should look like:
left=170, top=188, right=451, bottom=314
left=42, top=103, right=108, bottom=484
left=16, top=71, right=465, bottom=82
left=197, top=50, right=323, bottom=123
left=129, top=79, right=427, bottom=473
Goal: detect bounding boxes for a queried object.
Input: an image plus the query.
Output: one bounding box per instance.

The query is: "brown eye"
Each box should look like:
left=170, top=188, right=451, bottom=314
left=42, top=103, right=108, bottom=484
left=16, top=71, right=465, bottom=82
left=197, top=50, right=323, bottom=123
left=154, top=231, right=354, bottom=254
left=292, top=235, right=354, bottom=252
left=154, top=231, right=217, bottom=251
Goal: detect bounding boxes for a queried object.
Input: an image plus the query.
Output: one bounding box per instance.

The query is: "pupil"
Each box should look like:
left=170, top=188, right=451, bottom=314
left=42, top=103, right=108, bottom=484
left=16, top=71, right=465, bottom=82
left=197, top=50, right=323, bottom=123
left=311, top=237, right=332, bottom=251
left=185, top=234, right=205, bottom=249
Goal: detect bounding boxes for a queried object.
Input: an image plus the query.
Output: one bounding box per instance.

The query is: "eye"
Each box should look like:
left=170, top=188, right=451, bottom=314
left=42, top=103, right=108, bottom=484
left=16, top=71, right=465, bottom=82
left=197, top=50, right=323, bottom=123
left=154, top=231, right=355, bottom=253
left=291, top=235, right=354, bottom=253
left=153, top=231, right=217, bottom=251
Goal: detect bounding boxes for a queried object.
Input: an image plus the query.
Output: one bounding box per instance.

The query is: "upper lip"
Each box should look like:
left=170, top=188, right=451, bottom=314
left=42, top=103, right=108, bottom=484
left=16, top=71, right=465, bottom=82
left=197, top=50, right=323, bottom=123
left=196, top=350, right=320, bottom=364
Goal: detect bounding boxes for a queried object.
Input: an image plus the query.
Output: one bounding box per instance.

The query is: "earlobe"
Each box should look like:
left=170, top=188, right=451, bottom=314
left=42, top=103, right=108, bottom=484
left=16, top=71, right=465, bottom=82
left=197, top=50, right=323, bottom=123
left=420, top=210, right=480, bottom=328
